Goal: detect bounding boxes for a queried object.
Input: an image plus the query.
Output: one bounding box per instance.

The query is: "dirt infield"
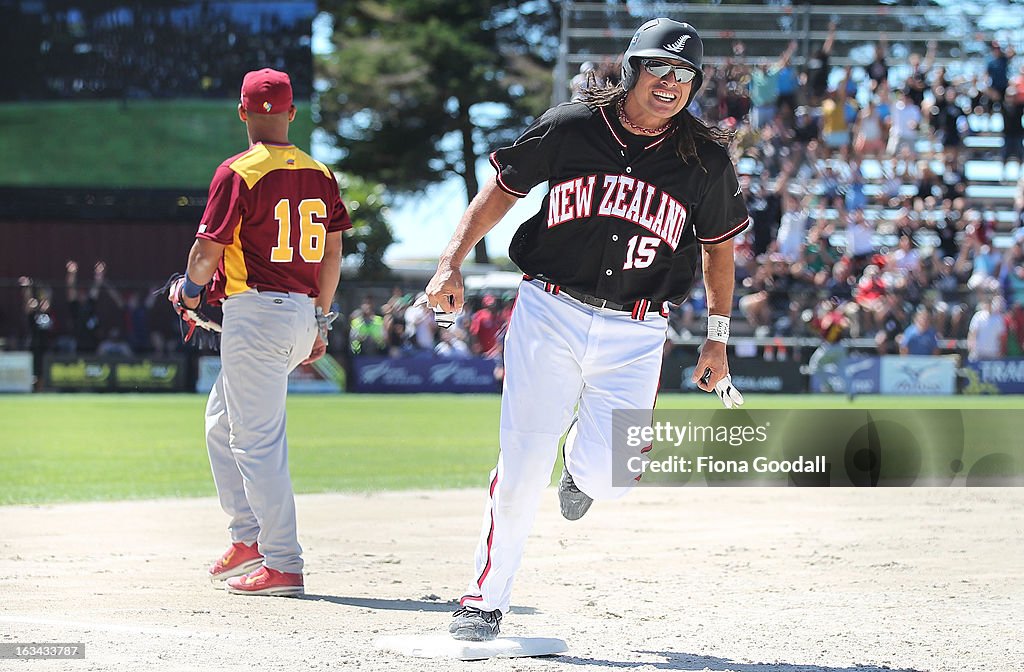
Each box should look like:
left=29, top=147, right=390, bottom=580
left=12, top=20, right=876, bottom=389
left=1, top=488, right=1021, bottom=672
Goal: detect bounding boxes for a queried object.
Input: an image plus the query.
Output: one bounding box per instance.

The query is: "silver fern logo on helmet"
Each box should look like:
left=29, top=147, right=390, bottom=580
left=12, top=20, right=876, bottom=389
left=663, top=35, right=690, bottom=53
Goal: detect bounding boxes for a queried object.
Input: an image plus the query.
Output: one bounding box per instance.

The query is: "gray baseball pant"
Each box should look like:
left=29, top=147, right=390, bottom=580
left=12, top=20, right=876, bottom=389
left=205, top=289, right=317, bottom=574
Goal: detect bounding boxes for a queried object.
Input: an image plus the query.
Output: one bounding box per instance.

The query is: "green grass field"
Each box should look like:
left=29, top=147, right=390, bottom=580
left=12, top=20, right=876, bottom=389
left=0, top=393, right=1020, bottom=505
left=0, top=100, right=315, bottom=188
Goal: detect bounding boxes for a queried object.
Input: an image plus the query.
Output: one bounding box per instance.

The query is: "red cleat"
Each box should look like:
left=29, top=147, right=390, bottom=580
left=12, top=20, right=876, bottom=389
left=226, top=566, right=304, bottom=597
left=209, top=542, right=263, bottom=586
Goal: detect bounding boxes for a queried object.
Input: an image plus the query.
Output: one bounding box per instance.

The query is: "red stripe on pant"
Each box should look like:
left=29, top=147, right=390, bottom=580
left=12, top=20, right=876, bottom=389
left=461, top=469, right=500, bottom=605
left=634, top=367, right=664, bottom=481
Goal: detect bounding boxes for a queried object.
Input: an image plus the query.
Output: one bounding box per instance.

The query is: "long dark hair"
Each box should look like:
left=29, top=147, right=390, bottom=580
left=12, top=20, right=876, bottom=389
left=576, top=81, right=734, bottom=169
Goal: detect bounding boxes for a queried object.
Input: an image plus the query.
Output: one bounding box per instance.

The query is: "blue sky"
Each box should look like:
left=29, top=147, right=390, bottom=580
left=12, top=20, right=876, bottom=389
left=383, top=164, right=545, bottom=262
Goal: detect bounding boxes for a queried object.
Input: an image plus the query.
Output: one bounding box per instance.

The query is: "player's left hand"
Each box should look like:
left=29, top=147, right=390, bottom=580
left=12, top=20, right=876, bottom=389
left=303, top=307, right=336, bottom=365
left=692, top=340, right=727, bottom=390
left=713, top=375, right=744, bottom=409
left=315, top=306, right=338, bottom=342
left=692, top=340, right=743, bottom=408
left=303, top=333, right=326, bottom=365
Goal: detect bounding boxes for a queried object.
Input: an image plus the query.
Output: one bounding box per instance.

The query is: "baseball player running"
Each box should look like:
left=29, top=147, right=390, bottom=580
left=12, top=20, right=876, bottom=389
left=425, top=19, right=747, bottom=640
left=168, top=68, right=351, bottom=596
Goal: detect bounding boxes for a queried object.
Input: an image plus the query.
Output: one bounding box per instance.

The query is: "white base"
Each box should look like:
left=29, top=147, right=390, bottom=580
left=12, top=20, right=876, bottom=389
left=374, top=634, right=568, bottom=661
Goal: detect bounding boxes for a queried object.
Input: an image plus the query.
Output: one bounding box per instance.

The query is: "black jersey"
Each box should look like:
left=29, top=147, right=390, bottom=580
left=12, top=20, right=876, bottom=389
left=493, top=102, right=748, bottom=306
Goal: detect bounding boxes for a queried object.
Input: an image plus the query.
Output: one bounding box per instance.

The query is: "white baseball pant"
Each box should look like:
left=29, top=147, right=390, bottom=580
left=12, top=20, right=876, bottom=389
left=460, top=280, right=665, bottom=613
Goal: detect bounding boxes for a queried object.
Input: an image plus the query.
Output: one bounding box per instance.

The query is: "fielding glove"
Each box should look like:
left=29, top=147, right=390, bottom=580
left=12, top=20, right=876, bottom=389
left=157, top=273, right=221, bottom=348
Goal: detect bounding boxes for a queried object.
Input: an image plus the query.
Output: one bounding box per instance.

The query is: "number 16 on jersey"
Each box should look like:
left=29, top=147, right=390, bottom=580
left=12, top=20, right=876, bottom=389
left=270, top=198, right=327, bottom=263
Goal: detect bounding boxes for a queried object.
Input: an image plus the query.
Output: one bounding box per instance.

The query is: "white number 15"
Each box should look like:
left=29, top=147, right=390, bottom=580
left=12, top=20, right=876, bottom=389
left=622, top=235, right=660, bottom=270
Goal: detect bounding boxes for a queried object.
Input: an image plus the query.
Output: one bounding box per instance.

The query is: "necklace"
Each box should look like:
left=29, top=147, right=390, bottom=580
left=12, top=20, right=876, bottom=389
left=616, top=99, right=673, bottom=135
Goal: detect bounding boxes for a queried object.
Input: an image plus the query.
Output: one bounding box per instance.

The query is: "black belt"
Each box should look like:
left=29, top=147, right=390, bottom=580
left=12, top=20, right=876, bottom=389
left=558, top=286, right=632, bottom=312
left=525, top=276, right=632, bottom=312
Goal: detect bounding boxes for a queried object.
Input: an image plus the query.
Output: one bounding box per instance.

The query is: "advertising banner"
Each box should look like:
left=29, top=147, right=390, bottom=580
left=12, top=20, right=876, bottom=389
left=810, top=355, right=881, bottom=395
left=351, top=356, right=498, bottom=393
left=665, top=349, right=804, bottom=393
left=44, top=356, right=115, bottom=391
left=963, top=359, right=1024, bottom=394
left=879, top=355, right=956, bottom=396
left=196, top=357, right=220, bottom=394
left=0, top=352, right=33, bottom=392
left=196, top=355, right=345, bottom=394
left=44, top=355, right=187, bottom=392
left=113, top=357, right=185, bottom=391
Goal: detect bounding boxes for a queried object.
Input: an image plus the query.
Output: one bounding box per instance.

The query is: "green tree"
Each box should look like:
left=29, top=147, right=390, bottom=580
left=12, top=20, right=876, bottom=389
left=339, top=173, right=395, bottom=280
left=317, top=1, right=559, bottom=264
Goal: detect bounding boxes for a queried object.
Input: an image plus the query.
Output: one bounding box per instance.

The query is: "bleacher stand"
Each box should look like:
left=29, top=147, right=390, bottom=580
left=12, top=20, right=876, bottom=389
left=650, top=31, right=1024, bottom=360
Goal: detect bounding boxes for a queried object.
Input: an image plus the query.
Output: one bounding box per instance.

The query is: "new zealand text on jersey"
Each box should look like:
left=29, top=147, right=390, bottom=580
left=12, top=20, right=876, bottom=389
left=546, top=174, right=688, bottom=250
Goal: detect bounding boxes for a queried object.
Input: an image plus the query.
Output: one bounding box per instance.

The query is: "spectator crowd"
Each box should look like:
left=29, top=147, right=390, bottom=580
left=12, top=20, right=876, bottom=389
left=345, top=289, right=514, bottom=383
left=1, top=3, right=312, bottom=102
left=13, top=260, right=178, bottom=389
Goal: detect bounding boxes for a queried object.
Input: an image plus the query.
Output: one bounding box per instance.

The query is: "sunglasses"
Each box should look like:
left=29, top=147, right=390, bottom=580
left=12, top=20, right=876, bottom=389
left=640, top=59, right=697, bottom=83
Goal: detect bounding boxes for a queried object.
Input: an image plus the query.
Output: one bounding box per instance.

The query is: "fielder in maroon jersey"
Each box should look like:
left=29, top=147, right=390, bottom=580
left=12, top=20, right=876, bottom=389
left=168, top=68, right=351, bottom=596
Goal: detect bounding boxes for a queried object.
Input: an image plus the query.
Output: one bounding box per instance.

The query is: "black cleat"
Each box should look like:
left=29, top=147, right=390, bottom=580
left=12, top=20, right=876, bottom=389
left=558, top=463, right=593, bottom=521
left=559, top=416, right=593, bottom=521
left=449, top=606, right=502, bottom=641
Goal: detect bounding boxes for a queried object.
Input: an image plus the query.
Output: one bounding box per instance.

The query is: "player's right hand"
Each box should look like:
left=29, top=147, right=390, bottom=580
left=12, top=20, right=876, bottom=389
left=425, top=265, right=464, bottom=315
left=166, top=276, right=200, bottom=310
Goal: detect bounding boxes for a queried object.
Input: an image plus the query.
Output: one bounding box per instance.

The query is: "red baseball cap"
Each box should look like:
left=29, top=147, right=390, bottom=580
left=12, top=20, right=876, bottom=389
left=240, top=68, right=293, bottom=114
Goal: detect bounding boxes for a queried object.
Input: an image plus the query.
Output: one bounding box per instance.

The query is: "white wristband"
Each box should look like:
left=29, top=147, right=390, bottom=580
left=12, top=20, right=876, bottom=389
left=707, top=314, right=730, bottom=343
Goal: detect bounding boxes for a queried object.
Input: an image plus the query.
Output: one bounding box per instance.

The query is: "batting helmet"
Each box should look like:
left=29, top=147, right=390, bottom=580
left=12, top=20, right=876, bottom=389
left=621, top=19, right=704, bottom=105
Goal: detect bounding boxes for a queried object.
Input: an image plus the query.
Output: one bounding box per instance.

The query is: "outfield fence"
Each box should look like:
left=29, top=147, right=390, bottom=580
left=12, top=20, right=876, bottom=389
left=3, top=349, right=1022, bottom=397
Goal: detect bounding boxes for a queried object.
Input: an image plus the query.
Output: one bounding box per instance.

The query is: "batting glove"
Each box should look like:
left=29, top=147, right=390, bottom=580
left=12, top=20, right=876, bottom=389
left=714, top=375, right=745, bottom=409
left=315, top=306, right=338, bottom=343
left=414, top=295, right=457, bottom=329
left=432, top=309, right=457, bottom=329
